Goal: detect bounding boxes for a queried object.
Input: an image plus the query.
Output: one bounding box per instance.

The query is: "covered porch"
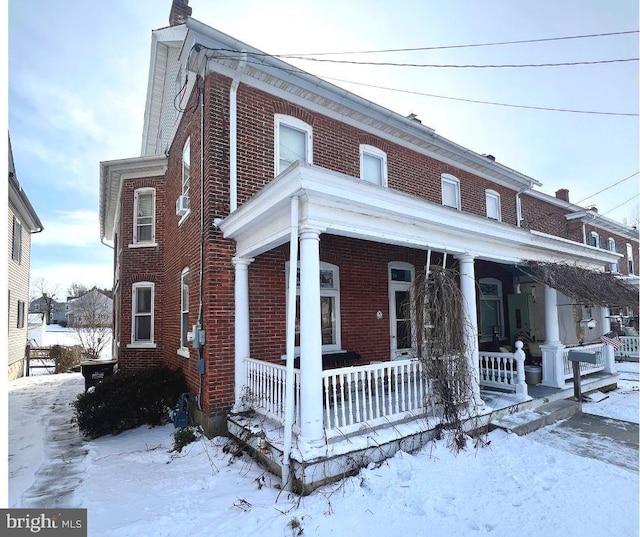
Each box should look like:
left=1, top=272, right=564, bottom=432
left=219, top=162, right=622, bottom=493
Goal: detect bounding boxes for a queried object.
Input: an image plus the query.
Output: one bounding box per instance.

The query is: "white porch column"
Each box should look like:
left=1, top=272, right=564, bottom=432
left=299, top=227, right=324, bottom=447
left=232, top=256, right=254, bottom=410
left=456, top=254, right=483, bottom=406
left=599, top=306, right=617, bottom=374
left=540, top=285, right=565, bottom=388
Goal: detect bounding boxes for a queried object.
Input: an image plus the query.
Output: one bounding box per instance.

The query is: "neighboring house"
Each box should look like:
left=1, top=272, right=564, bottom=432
left=28, top=296, right=67, bottom=325
left=66, top=287, right=113, bottom=327
left=8, top=134, right=43, bottom=380
left=99, top=1, right=639, bottom=492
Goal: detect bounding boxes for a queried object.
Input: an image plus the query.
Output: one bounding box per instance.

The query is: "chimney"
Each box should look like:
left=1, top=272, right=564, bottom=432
left=587, top=205, right=598, bottom=213
left=169, top=0, right=192, bottom=26
left=406, top=113, right=422, bottom=124
left=555, top=188, right=570, bottom=202
left=482, top=154, right=496, bottom=161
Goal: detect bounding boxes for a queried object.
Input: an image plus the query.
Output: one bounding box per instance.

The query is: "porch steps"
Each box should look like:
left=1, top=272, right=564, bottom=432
left=491, top=399, right=581, bottom=436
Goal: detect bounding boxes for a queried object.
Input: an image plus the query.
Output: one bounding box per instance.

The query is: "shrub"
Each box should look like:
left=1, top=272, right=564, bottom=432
left=50, top=345, right=82, bottom=373
left=172, top=426, right=199, bottom=453
left=73, top=367, right=188, bottom=439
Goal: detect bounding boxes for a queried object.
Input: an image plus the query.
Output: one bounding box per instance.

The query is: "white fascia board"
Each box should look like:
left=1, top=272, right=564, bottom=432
left=221, top=163, right=618, bottom=267
left=183, top=18, right=537, bottom=192
left=564, top=209, right=637, bottom=240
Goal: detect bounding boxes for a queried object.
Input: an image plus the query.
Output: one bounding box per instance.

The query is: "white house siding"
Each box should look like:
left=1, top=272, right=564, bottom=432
left=8, top=203, right=32, bottom=380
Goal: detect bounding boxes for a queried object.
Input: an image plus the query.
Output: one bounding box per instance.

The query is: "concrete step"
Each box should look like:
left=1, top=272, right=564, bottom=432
left=491, top=399, right=581, bottom=436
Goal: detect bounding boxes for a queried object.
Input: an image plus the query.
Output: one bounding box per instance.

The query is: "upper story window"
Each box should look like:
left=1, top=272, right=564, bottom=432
left=130, top=282, right=155, bottom=347
left=589, top=231, right=599, bottom=248
left=133, top=188, right=155, bottom=245
left=286, top=261, right=341, bottom=353
left=360, top=145, right=387, bottom=186
left=275, top=115, right=312, bottom=176
left=182, top=138, right=191, bottom=198
left=180, top=268, right=189, bottom=353
left=12, top=216, right=22, bottom=263
left=485, top=190, right=501, bottom=221
left=607, top=238, right=618, bottom=273
left=627, top=243, right=635, bottom=275
left=441, top=174, right=461, bottom=210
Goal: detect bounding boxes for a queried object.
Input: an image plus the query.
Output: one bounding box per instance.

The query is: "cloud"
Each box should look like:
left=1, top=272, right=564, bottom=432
left=31, top=262, right=113, bottom=299
left=33, top=209, right=101, bottom=247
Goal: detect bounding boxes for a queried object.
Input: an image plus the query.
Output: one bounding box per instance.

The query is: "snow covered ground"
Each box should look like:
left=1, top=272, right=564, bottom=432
left=28, top=324, right=112, bottom=360
left=7, top=362, right=639, bottom=537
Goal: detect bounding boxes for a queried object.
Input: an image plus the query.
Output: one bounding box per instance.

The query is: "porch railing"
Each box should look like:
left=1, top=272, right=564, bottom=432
left=243, top=358, right=301, bottom=429
left=562, top=343, right=605, bottom=380
left=478, top=351, right=524, bottom=393
left=618, top=336, right=639, bottom=358
left=322, top=359, right=429, bottom=435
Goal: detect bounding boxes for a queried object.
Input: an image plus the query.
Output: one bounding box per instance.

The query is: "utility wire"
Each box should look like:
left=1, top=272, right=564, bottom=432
left=275, top=30, right=640, bottom=57
left=323, top=75, right=639, bottom=116
left=575, top=172, right=640, bottom=204
left=601, top=193, right=640, bottom=216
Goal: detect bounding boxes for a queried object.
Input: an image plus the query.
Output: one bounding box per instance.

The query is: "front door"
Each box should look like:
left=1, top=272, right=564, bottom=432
left=389, top=263, right=415, bottom=360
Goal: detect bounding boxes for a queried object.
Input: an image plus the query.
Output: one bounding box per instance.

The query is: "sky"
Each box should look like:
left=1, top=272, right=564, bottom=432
left=6, top=361, right=639, bottom=535
left=7, top=0, right=639, bottom=298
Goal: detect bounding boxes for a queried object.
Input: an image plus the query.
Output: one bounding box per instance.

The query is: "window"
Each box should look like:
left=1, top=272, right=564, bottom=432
left=485, top=190, right=501, bottom=221
left=360, top=145, right=387, bottom=186
left=627, top=243, right=635, bottom=275
left=607, top=238, right=618, bottom=273
left=180, top=268, right=189, bottom=351
left=131, top=283, right=154, bottom=345
left=12, top=217, right=22, bottom=263
left=133, top=188, right=155, bottom=244
left=441, top=174, right=460, bottom=210
left=17, top=300, right=25, bottom=329
left=275, top=115, right=312, bottom=175
left=516, top=195, right=523, bottom=227
left=479, top=278, right=504, bottom=341
left=589, top=231, right=599, bottom=248
left=286, top=261, right=340, bottom=353
left=182, top=138, right=190, bottom=199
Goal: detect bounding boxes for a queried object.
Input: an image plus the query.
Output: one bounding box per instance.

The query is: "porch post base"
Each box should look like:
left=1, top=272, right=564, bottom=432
left=540, top=342, right=565, bottom=388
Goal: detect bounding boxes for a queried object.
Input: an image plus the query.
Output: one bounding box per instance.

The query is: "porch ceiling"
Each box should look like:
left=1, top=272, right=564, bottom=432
left=219, top=163, right=620, bottom=269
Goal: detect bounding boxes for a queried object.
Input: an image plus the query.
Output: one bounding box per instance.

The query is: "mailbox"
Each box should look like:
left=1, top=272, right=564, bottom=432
left=567, top=350, right=598, bottom=364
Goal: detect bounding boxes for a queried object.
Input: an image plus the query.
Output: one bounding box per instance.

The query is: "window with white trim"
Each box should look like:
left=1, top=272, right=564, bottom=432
left=133, top=188, right=155, bottom=244
left=485, top=190, right=501, bottom=221
left=131, top=282, right=154, bottom=345
left=607, top=238, right=618, bottom=273
left=182, top=138, right=190, bottom=199
left=479, top=278, right=504, bottom=341
left=589, top=231, right=599, bottom=248
left=180, top=268, right=189, bottom=351
left=359, top=144, right=387, bottom=186
left=275, top=115, right=312, bottom=176
left=12, top=217, right=22, bottom=263
left=441, top=174, right=461, bottom=210
left=627, top=243, right=635, bottom=275
left=286, top=261, right=341, bottom=353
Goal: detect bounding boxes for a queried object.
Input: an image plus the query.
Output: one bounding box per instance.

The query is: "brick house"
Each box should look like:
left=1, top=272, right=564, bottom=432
left=99, top=1, right=639, bottom=492
left=8, top=134, right=43, bottom=380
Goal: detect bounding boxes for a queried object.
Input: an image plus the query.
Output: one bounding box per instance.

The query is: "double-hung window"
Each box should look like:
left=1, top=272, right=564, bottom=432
left=131, top=282, right=154, bottom=346
left=441, top=174, right=461, bottom=210
left=12, top=217, right=22, bottom=263
left=182, top=138, right=190, bottom=199
left=627, top=243, right=635, bottom=275
left=607, top=238, right=618, bottom=273
left=275, top=115, right=312, bottom=176
left=485, top=190, right=501, bottom=221
left=133, top=188, right=155, bottom=245
left=286, top=261, right=341, bottom=353
left=360, top=145, right=387, bottom=186
left=180, top=268, right=189, bottom=353
left=589, top=231, right=599, bottom=248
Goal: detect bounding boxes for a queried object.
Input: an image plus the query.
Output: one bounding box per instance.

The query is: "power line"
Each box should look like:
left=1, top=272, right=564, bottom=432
left=282, top=56, right=638, bottom=69
left=601, top=193, right=640, bottom=216
left=575, top=172, right=640, bottom=204
left=322, top=75, right=639, bottom=116
left=276, top=30, right=640, bottom=57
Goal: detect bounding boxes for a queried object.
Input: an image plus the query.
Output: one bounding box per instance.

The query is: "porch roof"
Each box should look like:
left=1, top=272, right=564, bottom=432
left=219, top=163, right=620, bottom=269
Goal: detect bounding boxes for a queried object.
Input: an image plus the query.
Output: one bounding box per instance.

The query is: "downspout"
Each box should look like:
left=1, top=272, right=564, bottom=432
left=229, top=51, right=247, bottom=213
left=515, top=186, right=532, bottom=228
left=197, top=74, right=206, bottom=410
left=282, top=195, right=299, bottom=492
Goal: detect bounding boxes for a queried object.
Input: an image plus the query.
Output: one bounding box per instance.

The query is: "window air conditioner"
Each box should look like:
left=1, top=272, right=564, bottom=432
left=176, top=194, right=190, bottom=216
